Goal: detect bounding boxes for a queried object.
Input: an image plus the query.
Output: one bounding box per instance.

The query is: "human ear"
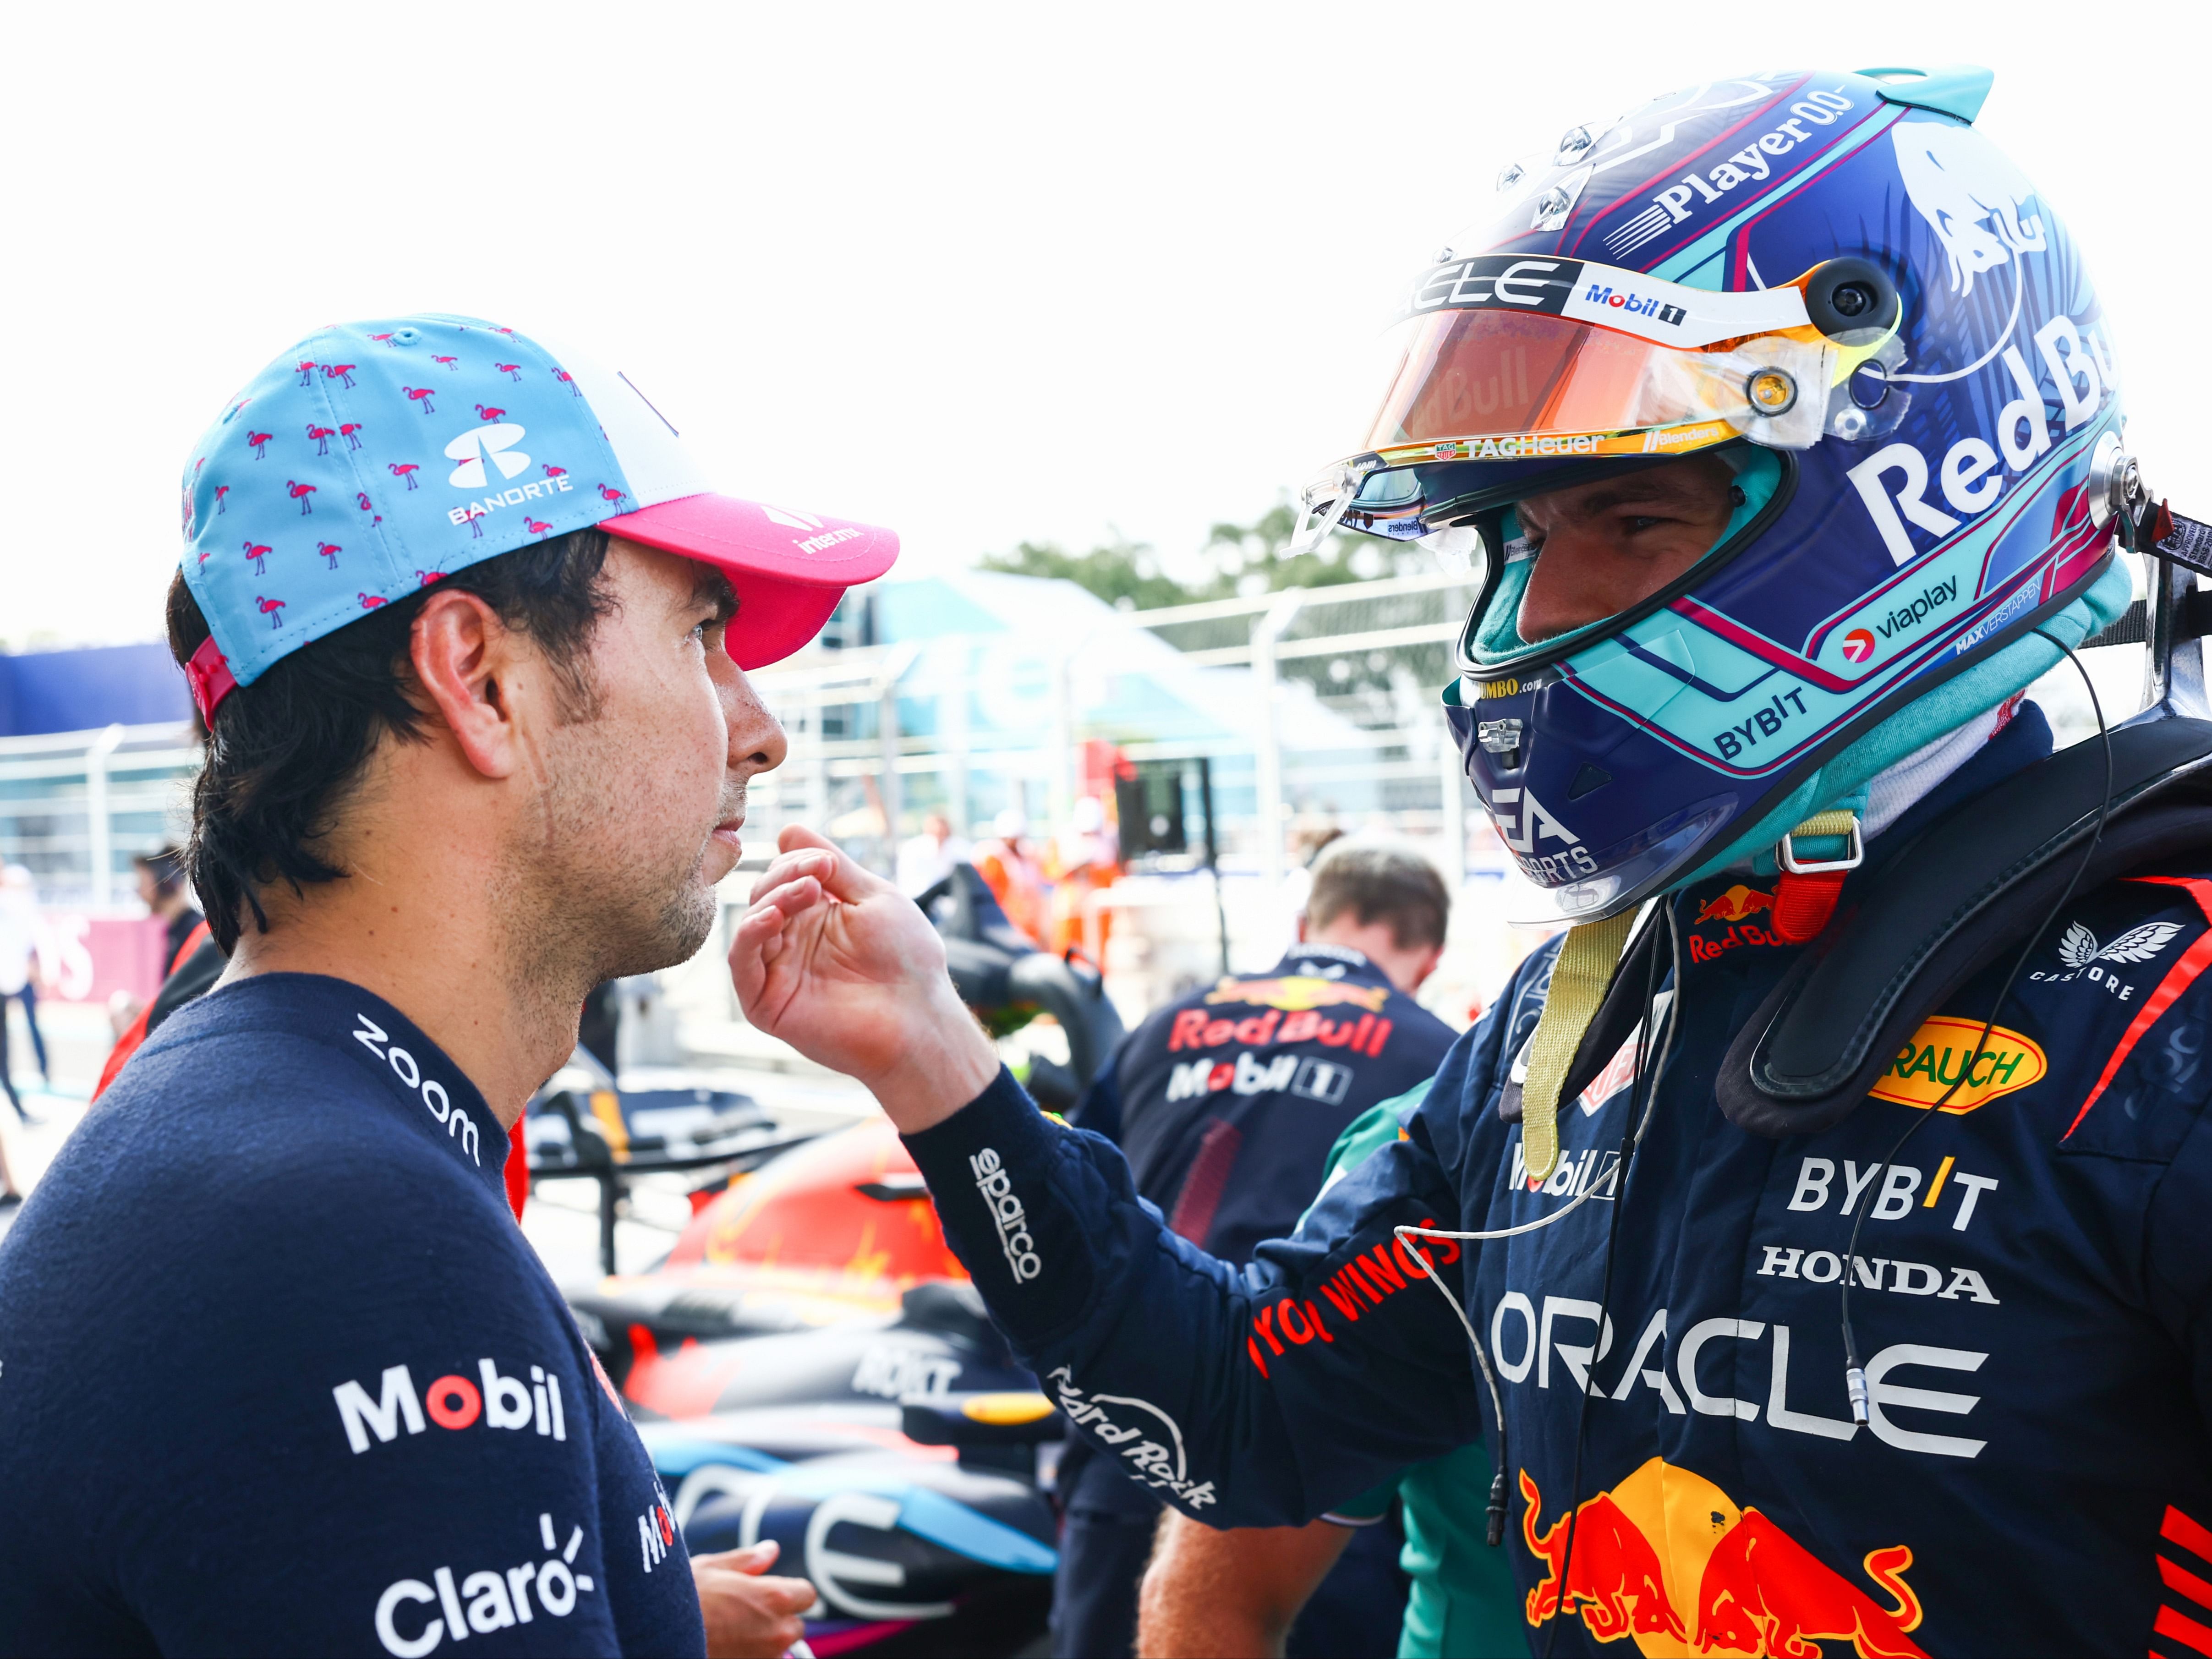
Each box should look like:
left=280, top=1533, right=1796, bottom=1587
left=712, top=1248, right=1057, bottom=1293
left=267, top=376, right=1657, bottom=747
left=407, top=591, right=523, bottom=781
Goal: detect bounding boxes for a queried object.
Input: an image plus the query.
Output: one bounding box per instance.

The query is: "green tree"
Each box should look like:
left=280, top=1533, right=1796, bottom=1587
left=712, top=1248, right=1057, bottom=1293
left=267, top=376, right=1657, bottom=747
left=980, top=499, right=1387, bottom=612
left=977, top=536, right=1191, bottom=611
left=1193, top=499, right=1370, bottom=599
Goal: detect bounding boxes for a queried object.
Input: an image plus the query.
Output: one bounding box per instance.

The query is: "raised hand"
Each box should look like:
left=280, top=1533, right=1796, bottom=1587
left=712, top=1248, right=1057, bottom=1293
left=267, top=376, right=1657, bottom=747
left=729, top=824, right=998, bottom=1132
left=689, top=1539, right=816, bottom=1659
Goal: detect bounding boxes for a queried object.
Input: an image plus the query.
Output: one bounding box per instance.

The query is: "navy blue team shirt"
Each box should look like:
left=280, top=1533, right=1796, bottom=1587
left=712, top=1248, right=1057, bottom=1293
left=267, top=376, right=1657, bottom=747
left=0, top=974, right=703, bottom=1658
left=1080, top=940, right=1457, bottom=1268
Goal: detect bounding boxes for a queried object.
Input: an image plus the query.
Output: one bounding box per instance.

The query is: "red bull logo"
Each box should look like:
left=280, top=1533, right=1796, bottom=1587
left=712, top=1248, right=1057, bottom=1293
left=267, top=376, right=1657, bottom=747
left=1694, top=885, right=1776, bottom=926
left=1204, top=975, right=1390, bottom=1014
left=1521, top=1459, right=1925, bottom=1657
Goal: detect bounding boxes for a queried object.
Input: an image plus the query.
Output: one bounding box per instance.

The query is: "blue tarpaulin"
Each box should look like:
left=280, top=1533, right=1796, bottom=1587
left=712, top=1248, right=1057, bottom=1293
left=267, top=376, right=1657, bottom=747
left=0, top=644, right=191, bottom=738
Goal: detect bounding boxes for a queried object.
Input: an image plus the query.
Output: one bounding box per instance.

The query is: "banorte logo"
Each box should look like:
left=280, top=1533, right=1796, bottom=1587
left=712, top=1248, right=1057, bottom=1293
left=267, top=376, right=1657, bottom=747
left=444, top=423, right=531, bottom=489
left=1520, top=1457, right=1927, bottom=1657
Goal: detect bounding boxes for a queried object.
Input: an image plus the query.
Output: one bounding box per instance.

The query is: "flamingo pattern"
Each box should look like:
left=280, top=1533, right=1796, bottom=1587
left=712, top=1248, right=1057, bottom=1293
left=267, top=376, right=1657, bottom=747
left=183, top=312, right=661, bottom=698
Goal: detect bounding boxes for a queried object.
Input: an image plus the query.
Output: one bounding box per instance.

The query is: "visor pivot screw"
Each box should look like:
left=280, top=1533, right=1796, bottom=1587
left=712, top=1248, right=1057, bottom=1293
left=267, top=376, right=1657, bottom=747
left=2086, top=432, right=2144, bottom=531
left=1747, top=369, right=1799, bottom=416
left=1831, top=282, right=1877, bottom=318
left=1496, top=161, right=1524, bottom=192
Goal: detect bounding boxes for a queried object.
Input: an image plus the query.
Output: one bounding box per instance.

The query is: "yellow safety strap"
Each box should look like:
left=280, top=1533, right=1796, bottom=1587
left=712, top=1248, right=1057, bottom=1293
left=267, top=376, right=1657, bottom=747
left=1519, top=910, right=1636, bottom=1182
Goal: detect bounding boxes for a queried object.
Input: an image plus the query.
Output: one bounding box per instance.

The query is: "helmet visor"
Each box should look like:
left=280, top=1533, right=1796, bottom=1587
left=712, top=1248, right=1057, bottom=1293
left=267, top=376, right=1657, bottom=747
left=1362, top=303, right=1832, bottom=458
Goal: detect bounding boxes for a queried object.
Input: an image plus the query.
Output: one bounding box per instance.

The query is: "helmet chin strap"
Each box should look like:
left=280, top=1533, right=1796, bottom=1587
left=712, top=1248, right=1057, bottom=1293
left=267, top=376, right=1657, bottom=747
left=1517, top=910, right=1635, bottom=1181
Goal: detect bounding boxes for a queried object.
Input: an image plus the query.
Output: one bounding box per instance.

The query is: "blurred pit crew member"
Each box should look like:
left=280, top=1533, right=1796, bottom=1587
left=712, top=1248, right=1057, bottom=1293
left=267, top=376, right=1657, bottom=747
left=1054, top=843, right=1456, bottom=1658
left=1140, top=1082, right=1527, bottom=1659
left=0, top=312, right=896, bottom=1658
left=725, top=69, right=2212, bottom=1654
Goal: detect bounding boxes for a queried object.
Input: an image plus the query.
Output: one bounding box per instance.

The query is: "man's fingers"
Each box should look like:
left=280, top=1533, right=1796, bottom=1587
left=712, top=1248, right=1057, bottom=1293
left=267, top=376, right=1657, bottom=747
left=749, top=845, right=849, bottom=906
left=690, top=1539, right=778, bottom=1573
left=775, top=823, right=887, bottom=906
left=754, top=1575, right=816, bottom=1613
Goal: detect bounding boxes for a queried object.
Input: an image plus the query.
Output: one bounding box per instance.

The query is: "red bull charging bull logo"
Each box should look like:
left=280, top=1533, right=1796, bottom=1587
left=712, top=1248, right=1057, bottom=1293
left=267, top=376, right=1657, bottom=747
left=1694, top=885, right=1775, bottom=925
left=1690, top=886, right=1782, bottom=964
left=1204, top=975, right=1391, bottom=1014
left=1521, top=1459, right=1925, bottom=1657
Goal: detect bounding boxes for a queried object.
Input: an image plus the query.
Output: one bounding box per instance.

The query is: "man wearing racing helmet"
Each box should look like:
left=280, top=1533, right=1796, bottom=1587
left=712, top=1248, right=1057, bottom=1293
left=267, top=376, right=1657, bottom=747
left=0, top=315, right=895, bottom=1656
left=729, top=67, right=2212, bottom=1651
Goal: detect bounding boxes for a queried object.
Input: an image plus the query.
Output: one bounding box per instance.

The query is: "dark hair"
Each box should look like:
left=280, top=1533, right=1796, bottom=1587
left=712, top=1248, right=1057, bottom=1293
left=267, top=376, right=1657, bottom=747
left=1305, top=843, right=1451, bottom=951
left=167, top=531, right=613, bottom=951
left=132, top=845, right=188, bottom=899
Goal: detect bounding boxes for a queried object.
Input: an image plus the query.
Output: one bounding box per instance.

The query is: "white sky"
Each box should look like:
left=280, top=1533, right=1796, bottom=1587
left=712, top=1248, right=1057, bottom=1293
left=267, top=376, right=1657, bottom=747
left=1, top=0, right=2200, bottom=649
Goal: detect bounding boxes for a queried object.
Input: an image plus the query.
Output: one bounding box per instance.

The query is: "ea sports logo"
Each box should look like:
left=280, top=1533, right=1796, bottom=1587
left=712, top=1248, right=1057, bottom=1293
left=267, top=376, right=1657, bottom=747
left=1842, top=628, right=1875, bottom=664
left=445, top=423, right=531, bottom=489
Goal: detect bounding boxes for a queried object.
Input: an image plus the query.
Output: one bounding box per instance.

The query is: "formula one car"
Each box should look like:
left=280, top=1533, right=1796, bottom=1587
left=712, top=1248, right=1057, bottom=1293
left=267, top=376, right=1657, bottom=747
left=553, top=865, right=1126, bottom=1655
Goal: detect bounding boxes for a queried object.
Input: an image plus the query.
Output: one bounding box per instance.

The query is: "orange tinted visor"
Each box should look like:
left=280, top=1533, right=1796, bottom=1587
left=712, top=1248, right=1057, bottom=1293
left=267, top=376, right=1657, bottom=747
left=1361, top=309, right=1817, bottom=450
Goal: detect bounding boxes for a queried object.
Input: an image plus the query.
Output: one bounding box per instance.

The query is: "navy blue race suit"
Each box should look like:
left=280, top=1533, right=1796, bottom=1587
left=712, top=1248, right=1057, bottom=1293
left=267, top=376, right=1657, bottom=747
left=0, top=975, right=703, bottom=1658
left=1052, top=945, right=1455, bottom=1659
left=903, top=705, right=2212, bottom=1655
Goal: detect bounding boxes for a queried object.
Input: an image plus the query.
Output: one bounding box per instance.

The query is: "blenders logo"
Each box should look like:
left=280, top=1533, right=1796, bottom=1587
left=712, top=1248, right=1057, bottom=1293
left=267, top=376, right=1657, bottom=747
left=1407, top=255, right=1582, bottom=317
left=1604, top=88, right=1857, bottom=258
left=1580, top=282, right=1686, bottom=328
left=970, top=1148, right=1042, bottom=1281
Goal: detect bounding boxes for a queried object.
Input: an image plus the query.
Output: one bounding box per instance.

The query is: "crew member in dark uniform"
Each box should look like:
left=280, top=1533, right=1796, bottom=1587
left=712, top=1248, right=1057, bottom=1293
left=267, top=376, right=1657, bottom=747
left=1054, top=843, right=1460, bottom=1659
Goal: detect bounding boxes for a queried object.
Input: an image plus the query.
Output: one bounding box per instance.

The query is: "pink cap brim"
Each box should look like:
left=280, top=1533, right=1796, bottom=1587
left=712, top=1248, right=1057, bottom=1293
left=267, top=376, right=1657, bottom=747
left=599, top=493, right=899, bottom=670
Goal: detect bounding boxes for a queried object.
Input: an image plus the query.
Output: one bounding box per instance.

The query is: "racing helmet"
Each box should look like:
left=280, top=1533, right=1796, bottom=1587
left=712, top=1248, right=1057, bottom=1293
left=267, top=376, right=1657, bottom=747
left=1303, top=67, right=2135, bottom=923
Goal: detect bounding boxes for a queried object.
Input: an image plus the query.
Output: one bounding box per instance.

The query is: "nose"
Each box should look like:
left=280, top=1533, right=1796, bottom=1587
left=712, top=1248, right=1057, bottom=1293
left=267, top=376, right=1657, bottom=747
left=723, top=665, right=788, bottom=778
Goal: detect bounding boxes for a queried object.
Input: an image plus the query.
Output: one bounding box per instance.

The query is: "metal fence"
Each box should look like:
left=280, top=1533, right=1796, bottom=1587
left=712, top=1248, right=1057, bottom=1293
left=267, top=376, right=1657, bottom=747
left=0, top=723, right=198, bottom=909
left=740, top=569, right=1487, bottom=898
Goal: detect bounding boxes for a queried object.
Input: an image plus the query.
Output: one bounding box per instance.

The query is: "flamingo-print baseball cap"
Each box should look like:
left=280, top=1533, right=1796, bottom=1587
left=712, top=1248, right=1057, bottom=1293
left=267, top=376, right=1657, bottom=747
left=177, top=313, right=897, bottom=721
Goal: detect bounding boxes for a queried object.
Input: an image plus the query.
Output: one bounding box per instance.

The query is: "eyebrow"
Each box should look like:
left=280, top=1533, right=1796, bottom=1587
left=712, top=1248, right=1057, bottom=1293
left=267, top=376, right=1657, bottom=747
left=1526, top=475, right=1722, bottom=524
left=691, top=566, right=739, bottom=624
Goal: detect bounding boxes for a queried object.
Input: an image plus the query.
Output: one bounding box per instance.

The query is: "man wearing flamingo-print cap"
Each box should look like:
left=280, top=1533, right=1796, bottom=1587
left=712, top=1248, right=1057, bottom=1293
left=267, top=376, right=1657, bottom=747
left=0, top=314, right=892, bottom=1657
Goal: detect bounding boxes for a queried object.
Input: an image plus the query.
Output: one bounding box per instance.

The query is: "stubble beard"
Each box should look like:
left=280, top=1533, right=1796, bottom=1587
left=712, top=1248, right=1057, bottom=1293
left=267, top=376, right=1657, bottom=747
left=509, top=742, right=739, bottom=1011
